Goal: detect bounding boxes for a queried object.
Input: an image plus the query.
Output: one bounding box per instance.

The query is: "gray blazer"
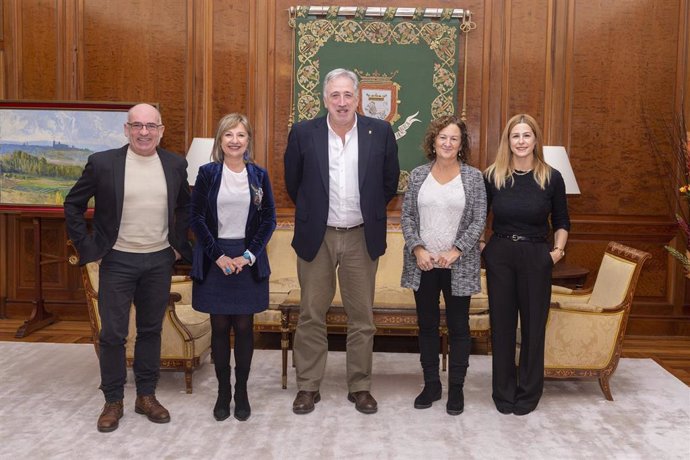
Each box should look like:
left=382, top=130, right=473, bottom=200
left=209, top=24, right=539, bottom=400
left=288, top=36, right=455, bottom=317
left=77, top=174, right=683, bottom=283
left=400, top=162, right=487, bottom=296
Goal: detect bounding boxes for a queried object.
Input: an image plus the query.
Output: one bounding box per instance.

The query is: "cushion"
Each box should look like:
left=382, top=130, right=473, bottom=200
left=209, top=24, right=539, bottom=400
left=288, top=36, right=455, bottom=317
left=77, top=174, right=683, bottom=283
left=254, top=309, right=282, bottom=326
left=588, top=253, right=636, bottom=308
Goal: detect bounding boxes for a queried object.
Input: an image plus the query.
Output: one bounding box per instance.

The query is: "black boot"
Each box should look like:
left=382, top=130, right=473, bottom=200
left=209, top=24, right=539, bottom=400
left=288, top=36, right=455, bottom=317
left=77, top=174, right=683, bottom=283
left=414, top=381, right=442, bottom=409
left=213, top=367, right=231, bottom=421
left=446, top=384, right=464, bottom=415
left=234, top=367, right=251, bottom=421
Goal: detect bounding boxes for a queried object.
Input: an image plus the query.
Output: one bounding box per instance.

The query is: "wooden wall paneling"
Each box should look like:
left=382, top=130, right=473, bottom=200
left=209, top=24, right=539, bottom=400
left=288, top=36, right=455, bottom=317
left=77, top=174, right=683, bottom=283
left=17, top=0, right=58, bottom=99
left=62, top=0, right=79, bottom=100
left=455, top=0, right=485, bottom=169
left=675, top=0, right=690, bottom=315
left=187, top=0, right=213, bottom=143
left=480, top=0, right=507, bottom=164
left=559, top=0, right=688, bottom=335
left=506, top=0, right=548, bottom=126
left=210, top=0, right=250, bottom=137
left=248, top=0, right=276, bottom=168
left=543, top=0, right=572, bottom=146
left=568, top=0, right=679, bottom=218
left=78, top=0, right=189, bottom=154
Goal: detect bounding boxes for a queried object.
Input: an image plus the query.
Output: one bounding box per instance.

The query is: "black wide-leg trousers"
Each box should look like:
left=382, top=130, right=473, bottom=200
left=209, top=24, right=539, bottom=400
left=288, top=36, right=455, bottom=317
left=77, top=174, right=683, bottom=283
left=484, top=237, right=553, bottom=413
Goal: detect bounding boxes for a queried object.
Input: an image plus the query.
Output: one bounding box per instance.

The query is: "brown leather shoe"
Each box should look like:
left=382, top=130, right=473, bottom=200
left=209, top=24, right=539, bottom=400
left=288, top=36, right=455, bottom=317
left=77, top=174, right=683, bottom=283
left=292, top=390, right=321, bottom=414
left=97, top=401, right=123, bottom=433
left=347, top=391, right=378, bottom=414
left=134, top=394, right=171, bottom=423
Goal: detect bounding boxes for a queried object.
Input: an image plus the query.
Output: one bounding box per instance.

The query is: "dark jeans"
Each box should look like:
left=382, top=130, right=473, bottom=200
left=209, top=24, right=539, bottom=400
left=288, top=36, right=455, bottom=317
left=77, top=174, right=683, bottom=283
left=413, top=268, right=471, bottom=385
left=484, top=237, right=553, bottom=413
left=97, top=248, right=175, bottom=402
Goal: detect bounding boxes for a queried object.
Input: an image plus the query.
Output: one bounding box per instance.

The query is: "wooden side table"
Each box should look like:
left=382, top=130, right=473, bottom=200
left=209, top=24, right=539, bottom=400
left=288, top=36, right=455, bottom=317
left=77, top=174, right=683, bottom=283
left=552, top=263, right=590, bottom=289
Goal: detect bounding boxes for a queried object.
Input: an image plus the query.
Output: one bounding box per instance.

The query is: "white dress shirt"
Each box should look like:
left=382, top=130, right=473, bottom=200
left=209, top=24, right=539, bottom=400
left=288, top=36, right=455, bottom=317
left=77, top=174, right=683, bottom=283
left=326, top=115, right=363, bottom=228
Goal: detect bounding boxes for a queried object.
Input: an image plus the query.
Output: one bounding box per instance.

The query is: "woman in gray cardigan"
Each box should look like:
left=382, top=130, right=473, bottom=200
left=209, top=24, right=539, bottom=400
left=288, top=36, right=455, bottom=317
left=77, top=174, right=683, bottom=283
left=401, top=115, right=487, bottom=415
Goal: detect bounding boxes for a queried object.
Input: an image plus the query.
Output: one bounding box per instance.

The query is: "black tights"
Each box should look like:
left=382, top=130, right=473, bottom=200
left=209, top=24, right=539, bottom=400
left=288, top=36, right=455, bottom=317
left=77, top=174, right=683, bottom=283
left=210, top=314, right=254, bottom=377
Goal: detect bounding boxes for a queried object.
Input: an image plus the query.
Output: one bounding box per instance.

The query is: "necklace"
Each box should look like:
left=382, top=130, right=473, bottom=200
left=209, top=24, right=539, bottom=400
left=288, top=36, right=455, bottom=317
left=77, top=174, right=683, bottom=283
left=513, top=169, right=532, bottom=176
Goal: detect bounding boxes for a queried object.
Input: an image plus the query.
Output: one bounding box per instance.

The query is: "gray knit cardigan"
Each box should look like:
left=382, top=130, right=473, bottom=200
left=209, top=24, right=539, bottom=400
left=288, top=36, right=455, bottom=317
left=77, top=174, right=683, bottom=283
left=400, top=162, right=487, bottom=296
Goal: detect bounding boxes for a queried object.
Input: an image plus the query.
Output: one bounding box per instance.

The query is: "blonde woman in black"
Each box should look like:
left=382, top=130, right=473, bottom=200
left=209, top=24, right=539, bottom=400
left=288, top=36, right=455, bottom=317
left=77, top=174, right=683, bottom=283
left=483, top=114, right=570, bottom=416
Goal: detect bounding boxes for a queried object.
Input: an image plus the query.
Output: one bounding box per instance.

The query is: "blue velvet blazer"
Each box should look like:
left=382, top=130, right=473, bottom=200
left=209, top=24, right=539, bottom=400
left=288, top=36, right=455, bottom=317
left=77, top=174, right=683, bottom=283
left=189, top=161, right=276, bottom=282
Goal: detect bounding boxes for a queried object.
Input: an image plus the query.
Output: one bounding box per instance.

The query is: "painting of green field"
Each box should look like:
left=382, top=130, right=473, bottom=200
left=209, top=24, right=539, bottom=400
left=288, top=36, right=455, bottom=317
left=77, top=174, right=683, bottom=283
left=0, top=173, right=77, bottom=206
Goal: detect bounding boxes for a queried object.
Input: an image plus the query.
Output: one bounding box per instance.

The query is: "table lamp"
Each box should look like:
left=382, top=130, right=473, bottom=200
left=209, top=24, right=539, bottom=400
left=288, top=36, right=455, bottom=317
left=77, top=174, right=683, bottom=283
left=543, top=146, right=580, bottom=194
left=185, top=138, right=214, bottom=186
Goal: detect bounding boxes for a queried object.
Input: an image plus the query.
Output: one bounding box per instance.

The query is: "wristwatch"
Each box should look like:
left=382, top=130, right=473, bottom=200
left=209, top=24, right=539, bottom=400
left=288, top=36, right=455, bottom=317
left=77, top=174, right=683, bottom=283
left=243, top=250, right=252, bottom=261
left=553, top=246, right=565, bottom=257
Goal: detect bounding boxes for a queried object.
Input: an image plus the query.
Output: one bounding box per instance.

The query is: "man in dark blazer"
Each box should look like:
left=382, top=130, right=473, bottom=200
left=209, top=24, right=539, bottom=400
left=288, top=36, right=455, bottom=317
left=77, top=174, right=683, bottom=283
left=284, top=68, right=400, bottom=415
left=64, top=103, right=192, bottom=433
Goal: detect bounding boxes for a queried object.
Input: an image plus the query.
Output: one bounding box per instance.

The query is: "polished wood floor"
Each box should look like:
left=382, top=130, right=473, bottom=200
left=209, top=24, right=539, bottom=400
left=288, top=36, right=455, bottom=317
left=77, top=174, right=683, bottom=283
left=1, top=318, right=689, bottom=386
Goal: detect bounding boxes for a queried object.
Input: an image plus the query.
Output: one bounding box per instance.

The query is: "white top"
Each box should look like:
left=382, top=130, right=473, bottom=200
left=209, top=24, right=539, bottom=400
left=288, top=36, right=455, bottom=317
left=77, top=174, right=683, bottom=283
left=326, top=115, right=363, bottom=228
left=418, top=172, right=466, bottom=268
left=217, top=164, right=249, bottom=239
left=113, top=148, right=169, bottom=253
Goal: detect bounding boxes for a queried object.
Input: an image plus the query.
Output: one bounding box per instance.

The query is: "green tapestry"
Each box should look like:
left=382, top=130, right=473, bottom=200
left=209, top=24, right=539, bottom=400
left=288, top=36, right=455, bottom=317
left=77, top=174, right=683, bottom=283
left=290, top=7, right=469, bottom=181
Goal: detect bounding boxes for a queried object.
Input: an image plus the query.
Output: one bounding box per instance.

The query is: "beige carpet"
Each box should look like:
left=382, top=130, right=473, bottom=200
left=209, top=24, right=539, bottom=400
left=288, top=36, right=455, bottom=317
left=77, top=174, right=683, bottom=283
left=1, top=341, right=689, bottom=459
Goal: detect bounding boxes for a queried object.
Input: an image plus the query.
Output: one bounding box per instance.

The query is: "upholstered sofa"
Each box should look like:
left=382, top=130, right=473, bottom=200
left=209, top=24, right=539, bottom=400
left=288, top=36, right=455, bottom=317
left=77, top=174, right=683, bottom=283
left=259, top=227, right=491, bottom=388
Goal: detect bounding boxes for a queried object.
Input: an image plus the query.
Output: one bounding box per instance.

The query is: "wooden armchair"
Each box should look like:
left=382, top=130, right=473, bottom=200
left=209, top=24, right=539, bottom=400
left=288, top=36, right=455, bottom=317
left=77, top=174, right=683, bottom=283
left=543, top=242, right=651, bottom=400
left=67, top=241, right=212, bottom=393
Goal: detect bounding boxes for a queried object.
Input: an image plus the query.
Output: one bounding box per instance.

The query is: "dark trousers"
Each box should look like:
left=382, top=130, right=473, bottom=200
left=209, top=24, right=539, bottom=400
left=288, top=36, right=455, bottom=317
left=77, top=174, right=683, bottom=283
left=97, top=248, right=175, bottom=402
left=413, top=269, right=471, bottom=385
left=484, top=237, right=553, bottom=412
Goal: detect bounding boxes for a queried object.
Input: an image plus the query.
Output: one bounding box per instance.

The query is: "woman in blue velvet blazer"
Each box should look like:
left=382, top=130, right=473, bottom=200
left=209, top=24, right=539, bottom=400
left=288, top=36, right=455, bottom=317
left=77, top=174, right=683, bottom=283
left=189, top=113, right=276, bottom=422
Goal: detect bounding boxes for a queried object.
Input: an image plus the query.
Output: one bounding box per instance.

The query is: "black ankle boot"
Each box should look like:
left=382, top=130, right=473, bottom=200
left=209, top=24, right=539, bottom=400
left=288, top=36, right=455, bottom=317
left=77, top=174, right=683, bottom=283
left=213, top=368, right=231, bottom=421
left=414, top=381, right=442, bottom=409
left=233, top=384, right=251, bottom=421
left=446, top=384, right=464, bottom=415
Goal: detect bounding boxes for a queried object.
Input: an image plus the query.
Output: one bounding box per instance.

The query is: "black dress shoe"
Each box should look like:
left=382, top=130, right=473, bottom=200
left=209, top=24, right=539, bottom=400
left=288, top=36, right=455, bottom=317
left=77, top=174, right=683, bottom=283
left=293, top=390, right=320, bottom=414
left=347, top=391, right=377, bottom=414
left=414, top=381, right=442, bottom=409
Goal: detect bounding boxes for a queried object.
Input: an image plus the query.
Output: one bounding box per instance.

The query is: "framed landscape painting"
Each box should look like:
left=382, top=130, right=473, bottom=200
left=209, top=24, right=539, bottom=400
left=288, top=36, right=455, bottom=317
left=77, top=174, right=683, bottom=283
left=0, top=101, right=136, bottom=210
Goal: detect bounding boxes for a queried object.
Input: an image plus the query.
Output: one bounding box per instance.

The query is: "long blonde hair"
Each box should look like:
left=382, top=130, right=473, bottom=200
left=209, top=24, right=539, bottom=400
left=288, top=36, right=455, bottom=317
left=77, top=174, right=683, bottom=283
left=484, top=113, right=551, bottom=189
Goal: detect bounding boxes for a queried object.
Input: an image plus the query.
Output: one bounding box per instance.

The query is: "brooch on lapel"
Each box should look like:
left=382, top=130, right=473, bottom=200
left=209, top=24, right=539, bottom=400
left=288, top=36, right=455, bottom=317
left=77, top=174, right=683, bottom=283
left=251, top=184, right=263, bottom=210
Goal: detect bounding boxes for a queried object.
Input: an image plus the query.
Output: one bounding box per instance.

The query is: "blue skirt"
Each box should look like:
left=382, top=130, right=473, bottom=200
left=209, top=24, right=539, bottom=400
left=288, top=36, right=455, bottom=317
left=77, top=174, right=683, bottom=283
left=192, top=238, right=268, bottom=315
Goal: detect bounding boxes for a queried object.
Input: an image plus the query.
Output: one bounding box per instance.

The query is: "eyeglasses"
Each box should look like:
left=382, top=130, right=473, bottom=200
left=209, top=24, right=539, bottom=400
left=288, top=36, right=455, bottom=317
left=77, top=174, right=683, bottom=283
left=127, top=122, right=163, bottom=132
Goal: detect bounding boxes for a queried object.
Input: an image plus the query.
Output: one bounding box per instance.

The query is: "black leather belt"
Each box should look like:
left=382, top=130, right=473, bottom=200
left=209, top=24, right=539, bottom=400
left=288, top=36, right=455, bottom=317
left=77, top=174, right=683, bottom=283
left=327, top=223, right=364, bottom=231
left=494, top=233, right=546, bottom=243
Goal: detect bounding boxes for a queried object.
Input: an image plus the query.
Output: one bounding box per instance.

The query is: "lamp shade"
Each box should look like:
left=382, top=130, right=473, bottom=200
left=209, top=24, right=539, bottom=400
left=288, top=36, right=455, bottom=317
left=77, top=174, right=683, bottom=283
left=185, top=138, right=214, bottom=186
left=543, top=146, right=580, bottom=194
